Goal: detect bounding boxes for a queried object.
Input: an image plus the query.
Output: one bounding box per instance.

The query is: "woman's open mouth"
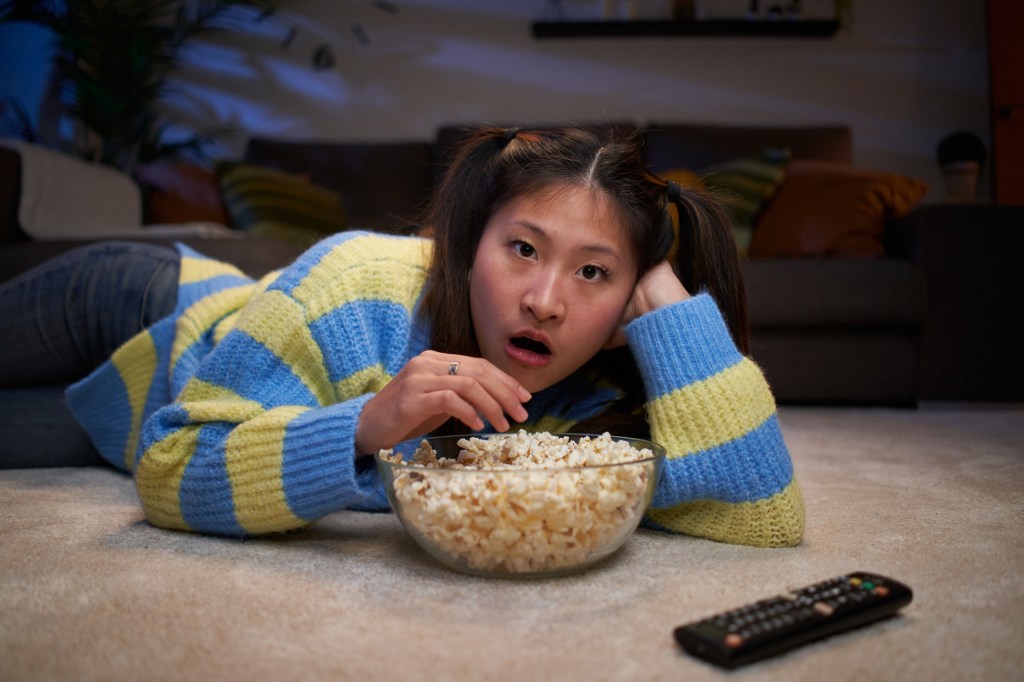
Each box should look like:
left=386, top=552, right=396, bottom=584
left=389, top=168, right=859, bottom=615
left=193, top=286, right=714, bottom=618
left=506, top=336, right=552, bottom=367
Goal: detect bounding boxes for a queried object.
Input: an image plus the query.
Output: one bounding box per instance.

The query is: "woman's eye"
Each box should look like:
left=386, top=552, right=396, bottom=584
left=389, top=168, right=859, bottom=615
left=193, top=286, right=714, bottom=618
left=578, top=264, right=608, bottom=281
left=512, top=241, right=536, bottom=259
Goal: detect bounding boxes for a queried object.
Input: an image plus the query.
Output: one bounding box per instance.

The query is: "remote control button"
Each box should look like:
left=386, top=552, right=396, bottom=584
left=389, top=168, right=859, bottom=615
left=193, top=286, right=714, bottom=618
left=873, top=586, right=890, bottom=597
left=724, top=633, right=744, bottom=648
left=813, top=601, right=835, bottom=616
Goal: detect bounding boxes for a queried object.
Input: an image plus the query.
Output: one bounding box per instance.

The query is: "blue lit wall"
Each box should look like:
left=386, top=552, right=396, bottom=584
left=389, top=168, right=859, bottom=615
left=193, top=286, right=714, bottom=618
left=0, top=0, right=990, bottom=200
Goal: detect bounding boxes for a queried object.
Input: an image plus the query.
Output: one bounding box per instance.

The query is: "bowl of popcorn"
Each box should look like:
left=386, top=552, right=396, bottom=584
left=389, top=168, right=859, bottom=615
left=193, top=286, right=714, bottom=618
left=375, top=430, right=665, bottom=578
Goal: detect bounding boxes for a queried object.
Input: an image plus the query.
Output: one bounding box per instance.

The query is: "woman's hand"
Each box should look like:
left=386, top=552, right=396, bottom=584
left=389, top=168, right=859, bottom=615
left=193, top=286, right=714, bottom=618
left=605, top=260, right=691, bottom=349
left=355, top=350, right=531, bottom=455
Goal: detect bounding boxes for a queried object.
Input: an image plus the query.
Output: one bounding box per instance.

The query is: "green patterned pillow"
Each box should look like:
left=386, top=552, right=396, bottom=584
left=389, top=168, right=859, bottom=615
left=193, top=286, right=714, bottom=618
left=217, top=162, right=348, bottom=245
left=700, top=148, right=791, bottom=256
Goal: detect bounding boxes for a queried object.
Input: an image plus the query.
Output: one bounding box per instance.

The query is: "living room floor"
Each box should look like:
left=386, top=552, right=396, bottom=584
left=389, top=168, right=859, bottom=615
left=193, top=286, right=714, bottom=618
left=2, top=403, right=1021, bottom=681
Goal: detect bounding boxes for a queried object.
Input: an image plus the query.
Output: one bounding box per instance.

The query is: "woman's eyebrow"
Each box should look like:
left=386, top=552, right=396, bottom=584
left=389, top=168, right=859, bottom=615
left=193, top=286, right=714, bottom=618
left=514, top=220, right=622, bottom=261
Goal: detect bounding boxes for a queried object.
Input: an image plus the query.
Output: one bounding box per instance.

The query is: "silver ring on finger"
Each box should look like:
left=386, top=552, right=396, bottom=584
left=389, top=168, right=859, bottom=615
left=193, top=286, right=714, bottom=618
left=448, top=361, right=460, bottom=376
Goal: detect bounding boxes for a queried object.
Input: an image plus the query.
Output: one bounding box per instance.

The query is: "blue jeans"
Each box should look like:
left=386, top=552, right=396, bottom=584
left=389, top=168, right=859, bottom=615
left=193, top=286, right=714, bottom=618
left=0, top=241, right=180, bottom=467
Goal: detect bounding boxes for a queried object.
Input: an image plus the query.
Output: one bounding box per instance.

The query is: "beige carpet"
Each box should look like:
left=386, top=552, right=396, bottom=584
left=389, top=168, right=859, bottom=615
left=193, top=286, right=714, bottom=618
left=2, top=404, right=1022, bottom=681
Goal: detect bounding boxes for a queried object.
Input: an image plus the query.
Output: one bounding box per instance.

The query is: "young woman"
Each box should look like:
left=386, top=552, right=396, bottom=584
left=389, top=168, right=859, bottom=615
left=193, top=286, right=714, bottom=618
left=0, top=125, right=804, bottom=546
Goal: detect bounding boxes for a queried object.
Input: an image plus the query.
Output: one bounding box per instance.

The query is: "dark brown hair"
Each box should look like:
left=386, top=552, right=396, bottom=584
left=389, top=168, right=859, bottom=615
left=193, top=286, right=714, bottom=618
left=420, top=124, right=748, bottom=435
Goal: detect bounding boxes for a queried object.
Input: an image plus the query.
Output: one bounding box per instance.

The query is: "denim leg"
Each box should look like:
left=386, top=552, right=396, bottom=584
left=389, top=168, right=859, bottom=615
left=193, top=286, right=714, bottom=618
left=0, top=386, right=106, bottom=467
left=0, top=241, right=180, bottom=387
left=0, top=241, right=179, bottom=468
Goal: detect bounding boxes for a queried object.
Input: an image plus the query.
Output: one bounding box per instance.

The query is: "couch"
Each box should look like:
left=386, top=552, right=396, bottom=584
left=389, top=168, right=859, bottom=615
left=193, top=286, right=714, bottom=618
left=2, top=123, right=1022, bottom=412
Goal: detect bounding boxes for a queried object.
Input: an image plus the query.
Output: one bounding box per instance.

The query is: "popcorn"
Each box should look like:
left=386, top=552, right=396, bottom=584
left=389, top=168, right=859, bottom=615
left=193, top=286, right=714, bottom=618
left=378, top=431, right=658, bottom=574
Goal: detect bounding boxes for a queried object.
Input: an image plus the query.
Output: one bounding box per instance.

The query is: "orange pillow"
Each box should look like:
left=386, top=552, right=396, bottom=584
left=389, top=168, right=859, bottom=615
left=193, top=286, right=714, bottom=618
left=748, top=160, right=928, bottom=258
left=135, top=161, right=231, bottom=226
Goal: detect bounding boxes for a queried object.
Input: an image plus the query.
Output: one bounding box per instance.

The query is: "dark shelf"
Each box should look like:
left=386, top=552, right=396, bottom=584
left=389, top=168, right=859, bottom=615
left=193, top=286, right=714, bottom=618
left=531, top=19, right=840, bottom=39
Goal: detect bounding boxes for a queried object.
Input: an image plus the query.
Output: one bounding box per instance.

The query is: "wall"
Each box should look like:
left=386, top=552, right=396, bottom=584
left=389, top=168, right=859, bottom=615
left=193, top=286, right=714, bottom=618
left=0, top=0, right=990, bottom=201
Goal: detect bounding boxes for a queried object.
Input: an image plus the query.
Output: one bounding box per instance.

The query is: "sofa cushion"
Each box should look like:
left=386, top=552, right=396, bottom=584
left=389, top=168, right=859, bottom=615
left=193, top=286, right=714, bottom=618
left=136, top=161, right=231, bottom=227
left=743, top=258, right=927, bottom=327
left=217, top=162, right=349, bottom=245
left=699, top=148, right=791, bottom=255
left=244, top=138, right=434, bottom=232
left=749, top=161, right=929, bottom=258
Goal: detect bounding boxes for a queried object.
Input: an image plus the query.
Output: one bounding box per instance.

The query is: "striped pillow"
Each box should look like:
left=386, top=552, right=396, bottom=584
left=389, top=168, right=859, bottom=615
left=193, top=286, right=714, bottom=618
left=699, top=148, right=791, bottom=256
left=217, top=162, right=348, bottom=245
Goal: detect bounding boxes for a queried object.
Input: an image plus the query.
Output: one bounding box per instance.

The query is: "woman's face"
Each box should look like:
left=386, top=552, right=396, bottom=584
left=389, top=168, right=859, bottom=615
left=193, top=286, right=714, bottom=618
left=470, top=182, right=639, bottom=393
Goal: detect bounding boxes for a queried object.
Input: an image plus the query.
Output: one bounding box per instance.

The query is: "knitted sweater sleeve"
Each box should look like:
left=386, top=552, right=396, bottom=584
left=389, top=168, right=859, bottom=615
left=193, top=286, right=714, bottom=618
left=625, top=293, right=805, bottom=547
left=135, top=233, right=430, bottom=536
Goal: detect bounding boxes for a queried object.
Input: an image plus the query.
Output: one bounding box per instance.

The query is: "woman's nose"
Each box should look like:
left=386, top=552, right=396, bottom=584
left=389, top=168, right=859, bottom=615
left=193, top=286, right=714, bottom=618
left=522, top=271, right=566, bottom=321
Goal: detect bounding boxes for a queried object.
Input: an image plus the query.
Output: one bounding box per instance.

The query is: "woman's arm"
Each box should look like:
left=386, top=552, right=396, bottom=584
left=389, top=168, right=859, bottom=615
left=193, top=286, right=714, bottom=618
left=624, top=274, right=805, bottom=547
left=136, top=290, right=393, bottom=536
left=135, top=232, right=531, bottom=537
left=135, top=233, right=435, bottom=536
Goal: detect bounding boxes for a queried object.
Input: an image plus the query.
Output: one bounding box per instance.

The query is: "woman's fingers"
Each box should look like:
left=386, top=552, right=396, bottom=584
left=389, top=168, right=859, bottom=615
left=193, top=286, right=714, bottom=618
left=355, top=352, right=532, bottom=455
left=412, top=355, right=527, bottom=432
left=433, top=355, right=530, bottom=427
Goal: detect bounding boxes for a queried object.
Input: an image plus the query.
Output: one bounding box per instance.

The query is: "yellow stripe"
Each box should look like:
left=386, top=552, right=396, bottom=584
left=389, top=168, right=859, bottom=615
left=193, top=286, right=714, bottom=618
left=225, top=405, right=309, bottom=534
left=212, top=271, right=281, bottom=345
left=135, top=427, right=198, bottom=532
left=648, top=357, right=777, bottom=457
left=170, top=285, right=253, bottom=369
left=334, top=364, right=391, bottom=399
left=110, top=331, right=158, bottom=471
left=646, top=479, right=805, bottom=547
left=256, top=269, right=283, bottom=291
left=179, top=254, right=245, bottom=285
left=213, top=310, right=241, bottom=344
left=178, top=379, right=266, bottom=423
left=233, top=290, right=333, bottom=406
left=293, top=234, right=431, bottom=320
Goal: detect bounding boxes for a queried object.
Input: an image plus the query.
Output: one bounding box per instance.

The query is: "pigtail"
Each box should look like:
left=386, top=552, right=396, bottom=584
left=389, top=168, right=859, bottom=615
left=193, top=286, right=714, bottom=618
left=667, top=180, right=750, bottom=355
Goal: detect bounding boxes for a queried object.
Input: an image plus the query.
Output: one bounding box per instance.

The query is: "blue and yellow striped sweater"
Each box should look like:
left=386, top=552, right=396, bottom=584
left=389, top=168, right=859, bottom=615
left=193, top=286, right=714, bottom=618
left=67, top=231, right=803, bottom=546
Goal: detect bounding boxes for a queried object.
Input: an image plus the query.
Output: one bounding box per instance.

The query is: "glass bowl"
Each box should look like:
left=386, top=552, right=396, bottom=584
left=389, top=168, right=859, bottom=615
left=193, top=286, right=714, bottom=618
left=375, top=432, right=665, bottom=578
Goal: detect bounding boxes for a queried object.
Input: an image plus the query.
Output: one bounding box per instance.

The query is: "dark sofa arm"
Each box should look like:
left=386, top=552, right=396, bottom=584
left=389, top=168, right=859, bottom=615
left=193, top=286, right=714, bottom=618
left=0, top=236, right=308, bottom=284
left=885, top=203, right=1024, bottom=400
left=0, top=147, right=28, bottom=245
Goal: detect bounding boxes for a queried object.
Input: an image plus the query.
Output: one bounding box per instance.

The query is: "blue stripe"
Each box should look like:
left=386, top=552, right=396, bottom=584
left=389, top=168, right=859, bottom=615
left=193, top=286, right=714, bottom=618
left=650, top=414, right=792, bottom=507
left=406, top=295, right=431, bottom=357
left=177, top=274, right=251, bottom=309
left=65, top=362, right=133, bottom=470
left=281, top=398, right=377, bottom=519
left=179, top=422, right=245, bottom=536
left=170, top=332, right=218, bottom=397
left=626, top=293, right=744, bottom=396
left=141, top=403, right=192, bottom=450
left=191, top=331, right=319, bottom=409
left=310, top=300, right=414, bottom=382
left=136, top=319, right=177, bottom=468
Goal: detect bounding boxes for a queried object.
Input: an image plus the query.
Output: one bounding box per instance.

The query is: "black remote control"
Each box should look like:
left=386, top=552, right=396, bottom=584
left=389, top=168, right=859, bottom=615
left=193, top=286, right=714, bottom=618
left=673, top=571, right=913, bottom=669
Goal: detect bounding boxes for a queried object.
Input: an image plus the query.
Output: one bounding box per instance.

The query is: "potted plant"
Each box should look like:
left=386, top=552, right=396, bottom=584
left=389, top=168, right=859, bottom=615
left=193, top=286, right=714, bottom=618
left=0, top=0, right=279, bottom=173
